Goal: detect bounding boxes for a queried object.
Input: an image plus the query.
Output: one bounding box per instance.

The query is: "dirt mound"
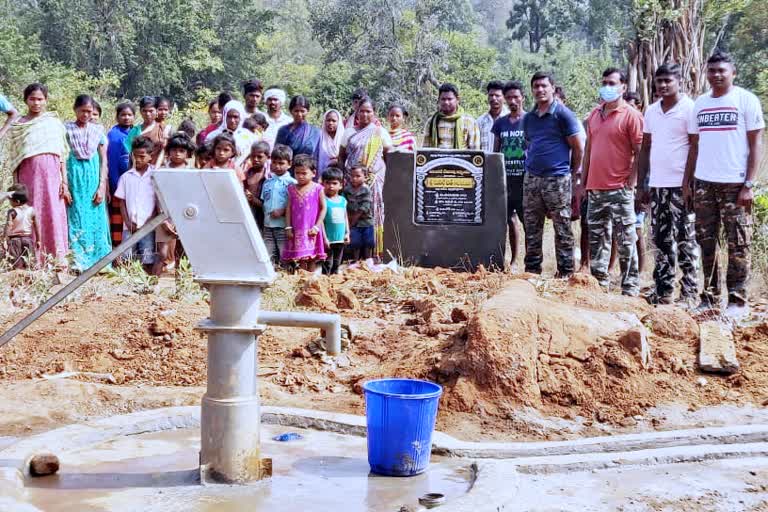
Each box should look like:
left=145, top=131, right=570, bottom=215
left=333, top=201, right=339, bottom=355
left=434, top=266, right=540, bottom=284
left=643, top=306, right=699, bottom=343
left=295, top=277, right=338, bottom=312
left=294, top=277, right=362, bottom=312
left=431, top=280, right=658, bottom=421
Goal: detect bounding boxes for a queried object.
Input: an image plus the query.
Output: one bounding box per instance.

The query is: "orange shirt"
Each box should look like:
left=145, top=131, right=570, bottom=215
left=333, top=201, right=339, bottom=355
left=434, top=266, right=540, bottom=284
left=585, top=103, right=644, bottom=190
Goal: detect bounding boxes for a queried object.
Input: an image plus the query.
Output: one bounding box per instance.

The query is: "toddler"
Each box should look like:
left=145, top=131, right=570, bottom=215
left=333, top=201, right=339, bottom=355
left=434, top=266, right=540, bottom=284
left=343, top=165, right=374, bottom=261
left=2, top=184, right=40, bottom=269
left=321, top=167, right=349, bottom=274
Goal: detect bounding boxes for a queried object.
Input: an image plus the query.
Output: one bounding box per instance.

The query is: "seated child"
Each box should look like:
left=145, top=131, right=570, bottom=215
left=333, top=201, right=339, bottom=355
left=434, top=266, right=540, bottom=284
left=321, top=167, right=349, bottom=275
left=343, top=165, right=374, bottom=261
left=114, top=136, right=157, bottom=273
left=2, top=184, right=40, bottom=269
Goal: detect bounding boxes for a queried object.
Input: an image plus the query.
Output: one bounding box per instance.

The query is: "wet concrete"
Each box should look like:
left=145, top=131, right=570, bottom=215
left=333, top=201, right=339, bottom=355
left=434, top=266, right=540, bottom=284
left=24, top=424, right=474, bottom=512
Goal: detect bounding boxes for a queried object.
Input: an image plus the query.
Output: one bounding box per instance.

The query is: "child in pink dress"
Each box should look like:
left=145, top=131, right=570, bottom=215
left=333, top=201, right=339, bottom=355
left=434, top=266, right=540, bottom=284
left=283, top=155, right=327, bottom=271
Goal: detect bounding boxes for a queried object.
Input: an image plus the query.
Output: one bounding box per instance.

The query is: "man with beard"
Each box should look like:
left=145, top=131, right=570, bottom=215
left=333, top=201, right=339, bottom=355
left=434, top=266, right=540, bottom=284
left=423, top=83, right=480, bottom=150
left=492, top=80, right=526, bottom=269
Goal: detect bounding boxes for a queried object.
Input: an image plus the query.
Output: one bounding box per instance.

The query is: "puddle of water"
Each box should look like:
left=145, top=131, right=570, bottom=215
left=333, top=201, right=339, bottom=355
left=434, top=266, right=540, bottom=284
left=25, top=425, right=473, bottom=512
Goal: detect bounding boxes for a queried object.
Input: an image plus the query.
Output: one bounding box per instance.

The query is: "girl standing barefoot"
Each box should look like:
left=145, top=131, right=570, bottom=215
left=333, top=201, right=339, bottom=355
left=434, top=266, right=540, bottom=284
left=283, top=155, right=326, bottom=271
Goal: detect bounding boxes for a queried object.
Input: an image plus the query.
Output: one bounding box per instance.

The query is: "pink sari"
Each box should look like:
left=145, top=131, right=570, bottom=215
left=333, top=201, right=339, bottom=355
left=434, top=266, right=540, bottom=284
left=17, top=154, right=69, bottom=266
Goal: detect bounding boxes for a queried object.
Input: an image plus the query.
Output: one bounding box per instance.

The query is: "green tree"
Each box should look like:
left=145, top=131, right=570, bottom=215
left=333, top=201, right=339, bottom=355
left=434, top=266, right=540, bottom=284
left=505, top=0, right=583, bottom=53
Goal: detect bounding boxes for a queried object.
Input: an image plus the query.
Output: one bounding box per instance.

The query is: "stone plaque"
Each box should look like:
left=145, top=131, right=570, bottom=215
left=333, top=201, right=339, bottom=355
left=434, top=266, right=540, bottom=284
left=383, top=150, right=506, bottom=269
left=413, top=150, right=484, bottom=226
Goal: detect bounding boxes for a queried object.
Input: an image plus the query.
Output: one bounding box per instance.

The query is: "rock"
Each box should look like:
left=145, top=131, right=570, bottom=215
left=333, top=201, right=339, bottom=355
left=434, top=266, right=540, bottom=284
left=149, top=316, right=178, bottom=336
left=290, top=347, right=311, bottom=359
left=335, top=288, right=360, bottom=310
left=29, top=454, right=59, bottom=477
left=699, top=321, right=740, bottom=374
left=618, top=326, right=652, bottom=368
left=642, top=306, right=699, bottom=342
left=567, top=273, right=601, bottom=290
left=697, top=377, right=708, bottom=387
left=295, top=278, right=338, bottom=312
left=426, top=278, right=443, bottom=294
left=450, top=307, right=469, bottom=323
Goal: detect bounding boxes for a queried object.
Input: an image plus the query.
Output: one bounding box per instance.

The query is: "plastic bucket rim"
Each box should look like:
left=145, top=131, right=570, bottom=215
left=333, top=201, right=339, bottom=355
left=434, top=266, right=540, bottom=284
left=362, top=378, right=443, bottom=399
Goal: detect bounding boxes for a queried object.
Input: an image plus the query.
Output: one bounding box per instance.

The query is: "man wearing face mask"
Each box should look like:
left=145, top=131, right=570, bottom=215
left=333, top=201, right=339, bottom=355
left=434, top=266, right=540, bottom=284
left=579, top=67, right=644, bottom=296
left=477, top=81, right=509, bottom=153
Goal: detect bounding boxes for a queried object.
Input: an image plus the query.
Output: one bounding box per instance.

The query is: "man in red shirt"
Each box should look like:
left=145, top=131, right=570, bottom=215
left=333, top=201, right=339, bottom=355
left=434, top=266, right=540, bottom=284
left=577, top=67, right=644, bottom=296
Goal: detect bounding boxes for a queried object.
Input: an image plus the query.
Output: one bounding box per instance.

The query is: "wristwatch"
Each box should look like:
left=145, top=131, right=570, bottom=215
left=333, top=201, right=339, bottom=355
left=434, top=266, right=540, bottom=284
left=744, top=180, right=754, bottom=189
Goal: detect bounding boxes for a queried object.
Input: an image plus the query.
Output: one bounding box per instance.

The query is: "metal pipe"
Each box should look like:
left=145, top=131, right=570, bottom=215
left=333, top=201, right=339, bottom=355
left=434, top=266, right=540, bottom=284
left=257, top=310, right=341, bottom=356
left=0, top=213, right=169, bottom=349
left=197, top=284, right=266, bottom=483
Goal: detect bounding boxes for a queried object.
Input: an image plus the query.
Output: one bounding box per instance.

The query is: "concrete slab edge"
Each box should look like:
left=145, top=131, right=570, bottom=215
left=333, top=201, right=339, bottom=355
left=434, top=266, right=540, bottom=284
left=3, top=405, right=768, bottom=472
left=512, top=441, right=768, bottom=474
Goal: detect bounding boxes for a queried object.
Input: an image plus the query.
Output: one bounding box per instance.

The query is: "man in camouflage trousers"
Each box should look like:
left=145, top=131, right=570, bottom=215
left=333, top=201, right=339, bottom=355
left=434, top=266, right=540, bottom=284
left=579, top=67, right=644, bottom=295
left=522, top=71, right=583, bottom=277
left=637, top=63, right=699, bottom=305
left=684, top=51, right=764, bottom=318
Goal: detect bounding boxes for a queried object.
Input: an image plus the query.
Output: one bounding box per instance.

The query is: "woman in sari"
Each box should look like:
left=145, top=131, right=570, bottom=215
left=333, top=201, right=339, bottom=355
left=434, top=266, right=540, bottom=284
left=275, top=95, right=320, bottom=165
left=313, top=109, right=343, bottom=178
left=64, top=95, right=111, bottom=272
left=124, top=96, right=166, bottom=165
left=338, top=97, right=393, bottom=259
left=6, top=83, right=70, bottom=266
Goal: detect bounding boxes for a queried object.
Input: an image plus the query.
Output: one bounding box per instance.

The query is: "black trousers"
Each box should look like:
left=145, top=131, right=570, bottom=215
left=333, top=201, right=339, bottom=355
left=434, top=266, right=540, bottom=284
left=323, top=243, right=345, bottom=274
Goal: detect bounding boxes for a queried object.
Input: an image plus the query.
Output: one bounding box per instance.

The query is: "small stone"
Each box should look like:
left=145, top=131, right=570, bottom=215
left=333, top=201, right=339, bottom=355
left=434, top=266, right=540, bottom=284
left=335, top=288, right=361, bottom=310
left=618, top=326, right=652, bottom=368
left=697, top=377, right=708, bottom=387
left=450, top=307, right=469, bottom=323
left=699, top=321, right=739, bottom=374
left=29, top=454, right=59, bottom=477
left=290, top=347, right=311, bottom=359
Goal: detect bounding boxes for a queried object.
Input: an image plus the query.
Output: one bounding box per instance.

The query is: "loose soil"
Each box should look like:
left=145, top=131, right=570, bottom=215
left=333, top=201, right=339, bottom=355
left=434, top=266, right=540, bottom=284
left=1, top=267, right=767, bottom=441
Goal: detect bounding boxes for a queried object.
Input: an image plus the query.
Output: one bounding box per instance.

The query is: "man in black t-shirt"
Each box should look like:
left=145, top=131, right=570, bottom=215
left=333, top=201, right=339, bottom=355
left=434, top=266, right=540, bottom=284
left=492, top=80, right=527, bottom=269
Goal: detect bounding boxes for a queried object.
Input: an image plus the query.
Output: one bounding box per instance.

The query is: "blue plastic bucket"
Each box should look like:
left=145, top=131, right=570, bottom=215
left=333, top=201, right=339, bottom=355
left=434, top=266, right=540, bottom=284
left=363, top=378, right=443, bottom=476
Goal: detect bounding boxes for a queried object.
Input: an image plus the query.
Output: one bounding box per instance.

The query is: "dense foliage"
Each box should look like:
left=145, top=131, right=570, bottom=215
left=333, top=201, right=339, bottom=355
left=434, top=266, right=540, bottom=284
left=0, top=0, right=764, bottom=126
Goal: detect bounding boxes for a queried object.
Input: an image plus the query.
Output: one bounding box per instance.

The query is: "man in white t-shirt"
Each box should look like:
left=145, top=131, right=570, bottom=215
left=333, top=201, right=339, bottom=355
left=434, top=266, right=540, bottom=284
left=637, top=63, right=700, bottom=306
left=683, top=51, right=765, bottom=317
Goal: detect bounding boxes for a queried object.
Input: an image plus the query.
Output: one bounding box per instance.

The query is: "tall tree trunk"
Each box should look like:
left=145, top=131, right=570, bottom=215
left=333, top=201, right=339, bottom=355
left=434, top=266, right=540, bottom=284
left=629, top=0, right=706, bottom=106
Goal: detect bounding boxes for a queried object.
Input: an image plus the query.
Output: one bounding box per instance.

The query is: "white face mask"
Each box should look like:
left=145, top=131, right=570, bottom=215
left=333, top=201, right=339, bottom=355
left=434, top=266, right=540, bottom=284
left=599, top=85, right=623, bottom=102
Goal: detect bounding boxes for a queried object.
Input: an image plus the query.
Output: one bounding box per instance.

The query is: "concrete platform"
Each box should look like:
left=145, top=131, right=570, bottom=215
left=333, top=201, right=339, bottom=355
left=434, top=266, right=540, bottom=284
left=20, top=425, right=474, bottom=512
left=2, top=406, right=768, bottom=511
